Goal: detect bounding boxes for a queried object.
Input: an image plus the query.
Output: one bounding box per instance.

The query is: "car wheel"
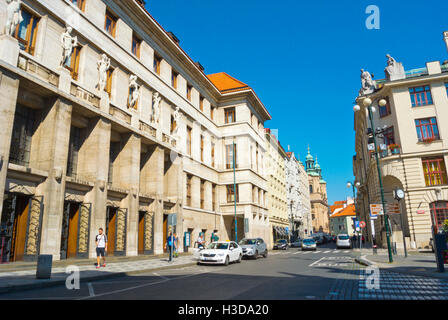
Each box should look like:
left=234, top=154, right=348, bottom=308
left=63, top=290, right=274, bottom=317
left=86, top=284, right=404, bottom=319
left=254, top=250, right=259, bottom=259
left=197, top=262, right=201, bottom=265
left=237, top=254, right=242, bottom=263
left=263, top=250, right=268, bottom=258
left=224, top=256, right=229, bottom=266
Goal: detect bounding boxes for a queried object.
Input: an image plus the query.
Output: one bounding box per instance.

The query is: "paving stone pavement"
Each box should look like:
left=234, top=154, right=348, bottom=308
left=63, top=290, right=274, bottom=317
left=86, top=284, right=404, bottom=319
left=326, top=262, right=448, bottom=300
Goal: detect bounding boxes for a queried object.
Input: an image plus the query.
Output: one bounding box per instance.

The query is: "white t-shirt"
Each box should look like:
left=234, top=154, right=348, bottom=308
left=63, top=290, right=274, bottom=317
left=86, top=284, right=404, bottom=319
left=96, top=234, right=107, bottom=248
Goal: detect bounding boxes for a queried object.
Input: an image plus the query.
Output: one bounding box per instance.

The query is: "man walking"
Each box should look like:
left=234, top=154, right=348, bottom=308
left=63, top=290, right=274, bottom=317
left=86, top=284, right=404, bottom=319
left=164, top=231, right=176, bottom=262
left=95, top=228, right=107, bottom=269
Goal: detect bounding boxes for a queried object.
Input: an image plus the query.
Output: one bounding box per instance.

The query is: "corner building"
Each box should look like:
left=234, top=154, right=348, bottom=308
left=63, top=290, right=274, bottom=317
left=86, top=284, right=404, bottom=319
left=0, top=0, right=271, bottom=262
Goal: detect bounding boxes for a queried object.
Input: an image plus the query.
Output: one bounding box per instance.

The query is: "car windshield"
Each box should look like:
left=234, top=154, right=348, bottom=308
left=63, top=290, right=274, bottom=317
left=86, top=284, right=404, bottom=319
left=338, top=235, right=350, bottom=240
left=277, top=240, right=287, bottom=244
left=208, top=243, right=229, bottom=250
left=303, top=239, right=315, bottom=244
left=239, top=239, right=257, bottom=245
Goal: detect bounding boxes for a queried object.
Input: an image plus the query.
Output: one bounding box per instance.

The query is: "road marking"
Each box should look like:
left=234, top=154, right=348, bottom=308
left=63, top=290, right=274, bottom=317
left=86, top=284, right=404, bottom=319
left=344, top=250, right=350, bottom=253
left=313, top=251, right=321, bottom=254
left=334, top=250, right=340, bottom=253
left=309, top=257, right=325, bottom=267
left=87, top=282, right=95, bottom=297
left=323, top=250, right=331, bottom=253
left=302, top=251, right=312, bottom=254
left=77, top=267, right=226, bottom=300
left=153, top=272, right=170, bottom=280
left=293, top=251, right=301, bottom=255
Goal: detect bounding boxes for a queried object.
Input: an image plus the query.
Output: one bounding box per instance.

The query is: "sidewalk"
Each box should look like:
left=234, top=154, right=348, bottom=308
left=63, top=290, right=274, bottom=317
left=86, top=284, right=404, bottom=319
left=0, top=253, right=196, bottom=294
left=355, top=251, right=448, bottom=280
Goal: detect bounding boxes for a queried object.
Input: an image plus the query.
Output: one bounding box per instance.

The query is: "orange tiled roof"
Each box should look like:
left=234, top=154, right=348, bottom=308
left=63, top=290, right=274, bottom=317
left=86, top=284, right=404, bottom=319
left=331, top=204, right=356, bottom=218
left=206, top=72, right=250, bottom=93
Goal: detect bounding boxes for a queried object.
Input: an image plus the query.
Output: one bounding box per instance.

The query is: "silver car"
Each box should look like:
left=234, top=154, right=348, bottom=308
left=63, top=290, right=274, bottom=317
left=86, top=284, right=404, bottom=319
left=239, top=238, right=268, bottom=259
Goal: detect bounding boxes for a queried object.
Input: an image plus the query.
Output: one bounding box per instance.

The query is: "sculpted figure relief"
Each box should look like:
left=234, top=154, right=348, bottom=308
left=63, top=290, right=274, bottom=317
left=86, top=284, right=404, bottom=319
left=60, top=26, right=78, bottom=66
left=384, top=54, right=405, bottom=81
left=128, top=75, right=140, bottom=108
left=172, top=106, right=182, bottom=136
left=5, top=0, right=22, bottom=36
left=359, top=69, right=377, bottom=96
left=152, top=91, right=161, bottom=124
left=97, top=54, right=111, bottom=93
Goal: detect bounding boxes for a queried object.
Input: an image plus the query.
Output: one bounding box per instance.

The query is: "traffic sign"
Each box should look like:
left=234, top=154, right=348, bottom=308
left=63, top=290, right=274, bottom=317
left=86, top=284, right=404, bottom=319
left=386, top=203, right=400, bottom=215
left=370, top=204, right=384, bottom=216
left=360, top=221, right=366, bottom=228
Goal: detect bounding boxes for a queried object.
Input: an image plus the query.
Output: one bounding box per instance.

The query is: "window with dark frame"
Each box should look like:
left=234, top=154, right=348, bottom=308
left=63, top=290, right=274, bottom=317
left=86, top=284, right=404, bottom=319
left=170, top=114, right=176, bottom=134
left=70, top=0, right=86, bottom=11
left=227, top=184, right=239, bottom=203
left=186, top=174, right=192, bottom=207
left=211, top=143, right=215, bottom=168
left=415, top=117, right=439, bottom=142
left=104, top=10, right=117, bottom=37
left=186, top=126, right=192, bottom=156
left=212, top=184, right=217, bottom=211
left=66, top=126, right=82, bottom=178
left=422, top=158, right=447, bottom=186
left=186, top=85, right=192, bottom=101
left=132, top=33, right=141, bottom=58
left=226, top=144, right=237, bottom=169
left=379, top=97, right=392, bottom=118
left=200, top=135, right=204, bottom=162
left=199, top=96, right=204, bottom=112
left=105, top=68, right=114, bottom=97
left=171, top=71, right=178, bottom=89
left=383, top=126, right=395, bottom=146
left=200, top=179, right=205, bottom=209
left=224, top=107, right=236, bottom=124
left=409, top=85, right=433, bottom=107
left=13, top=7, right=40, bottom=55
left=9, top=105, right=36, bottom=167
left=430, top=201, right=448, bottom=233
left=63, top=45, right=81, bottom=80
left=153, top=54, right=161, bottom=75
left=210, top=106, right=215, bottom=120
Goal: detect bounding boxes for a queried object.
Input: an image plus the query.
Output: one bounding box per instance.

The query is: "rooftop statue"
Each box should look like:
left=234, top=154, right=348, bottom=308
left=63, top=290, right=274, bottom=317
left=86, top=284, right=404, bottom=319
left=359, top=69, right=377, bottom=96
left=97, top=54, right=111, bottom=93
left=5, top=0, right=22, bottom=37
left=61, top=26, right=78, bottom=67
left=384, top=54, right=405, bottom=81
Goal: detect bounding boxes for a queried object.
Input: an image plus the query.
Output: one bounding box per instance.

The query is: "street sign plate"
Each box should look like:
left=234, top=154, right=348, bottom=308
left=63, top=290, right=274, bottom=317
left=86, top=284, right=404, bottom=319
left=386, top=203, right=400, bottom=214
left=360, top=221, right=366, bottom=228
left=370, top=204, right=384, bottom=216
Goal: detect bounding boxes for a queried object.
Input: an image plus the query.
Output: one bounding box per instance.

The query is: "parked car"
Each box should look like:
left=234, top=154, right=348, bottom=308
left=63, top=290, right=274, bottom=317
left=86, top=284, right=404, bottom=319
left=313, top=235, right=324, bottom=245
left=197, top=241, right=242, bottom=266
left=239, top=238, right=268, bottom=259
left=336, top=234, right=352, bottom=249
left=302, top=238, right=317, bottom=251
left=290, top=239, right=303, bottom=248
left=273, top=239, right=289, bottom=250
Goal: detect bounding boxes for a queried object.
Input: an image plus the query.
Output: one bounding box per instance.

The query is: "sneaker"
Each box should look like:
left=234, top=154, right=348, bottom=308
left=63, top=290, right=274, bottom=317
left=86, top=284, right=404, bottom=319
left=102, top=264, right=106, bottom=267
left=96, top=265, right=101, bottom=269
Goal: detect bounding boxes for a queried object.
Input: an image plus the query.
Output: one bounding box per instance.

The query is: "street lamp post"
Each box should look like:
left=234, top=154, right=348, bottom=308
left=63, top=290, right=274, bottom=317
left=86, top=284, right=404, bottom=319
left=233, top=140, right=238, bottom=243
left=355, top=98, right=394, bottom=263
left=347, top=181, right=361, bottom=250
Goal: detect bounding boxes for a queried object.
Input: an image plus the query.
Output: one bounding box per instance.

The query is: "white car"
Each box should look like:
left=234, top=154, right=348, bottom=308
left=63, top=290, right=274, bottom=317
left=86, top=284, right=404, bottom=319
left=336, top=234, right=352, bottom=249
left=301, top=238, right=317, bottom=251
left=197, top=241, right=242, bottom=266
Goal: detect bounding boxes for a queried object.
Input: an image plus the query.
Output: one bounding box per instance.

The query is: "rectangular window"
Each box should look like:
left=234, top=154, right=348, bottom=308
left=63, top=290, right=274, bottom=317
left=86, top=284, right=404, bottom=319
left=211, top=143, right=215, bottom=168
left=226, top=144, right=237, bottom=169
left=415, top=117, right=439, bottom=142
left=186, top=126, right=192, bottom=156
left=171, top=71, right=178, bottom=89
left=14, top=7, right=39, bottom=55
left=200, top=135, right=204, bottom=162
left=186, top=175, right=192, bottom=207
left=409, top=85, right=433, bottom=107
left=200, top=179, right=205, bottom=209
left=186, top=85, right=192, bottom=101
left=379, top=97, right=391, bottom=118
left=212, top=184, right=217, bottom=211
left=64, top=46, right=81, bottom=80
left=66, top=126, right=82, bottom=178
left=71, top=0, right=85, bottom=11
left=170, top=114, right=176, bottom=134
left=383, top=126, right=395, bottom=146
left=210, top=106, right=215, bottom=120
left=199, top=96, right=204, bottom=111
left=153, top=55, right=161, bottom=75
left=104, top=10, right=117, bottom=37
left=225, top=107, right=236, bottom=124
left=227, top=184, right=239, bottom=203
left=422, top=158, right=448, bottom=186
left=105, top=68, right=114, bottom=97
left=9, top=105, right=36, bottom=167
left=132, top=33, right=141, bottom=58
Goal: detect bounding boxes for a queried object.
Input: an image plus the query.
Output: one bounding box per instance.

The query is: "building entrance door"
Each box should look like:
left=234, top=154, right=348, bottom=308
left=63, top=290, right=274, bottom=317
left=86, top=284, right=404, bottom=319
left=138, top=211, right=145, bottom=255
left=60, top=202, right=81, bottom=259
left=1, top=194, right=31, bottom=262
left=163, top=214, right=168, bottom=252
left=106, top=207, right=117, bottom=256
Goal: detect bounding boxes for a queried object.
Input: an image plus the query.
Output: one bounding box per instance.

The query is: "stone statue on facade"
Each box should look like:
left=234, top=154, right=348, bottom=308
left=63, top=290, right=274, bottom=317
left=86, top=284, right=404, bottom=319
left=128, top=75, right=140, bottom=108
left=359, top=69, right=377, bottom=96
left=97, top=53, right=110, bottom=93
left=152, top=91, right=161, bottom=124
left=4, top=0, right=22, bottom=36
left=384, top=54, right=405, bottom=81
left=60, top=26, right=78, bottom=66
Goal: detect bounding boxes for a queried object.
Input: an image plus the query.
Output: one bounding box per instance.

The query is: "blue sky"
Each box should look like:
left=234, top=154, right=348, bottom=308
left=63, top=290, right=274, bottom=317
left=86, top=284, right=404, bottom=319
left=146, top=0, right=448, bottom=204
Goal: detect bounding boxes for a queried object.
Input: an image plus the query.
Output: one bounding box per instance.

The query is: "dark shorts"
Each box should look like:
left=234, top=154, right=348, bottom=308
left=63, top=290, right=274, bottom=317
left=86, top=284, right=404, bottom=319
left=96, top=247, right=106, bottom=257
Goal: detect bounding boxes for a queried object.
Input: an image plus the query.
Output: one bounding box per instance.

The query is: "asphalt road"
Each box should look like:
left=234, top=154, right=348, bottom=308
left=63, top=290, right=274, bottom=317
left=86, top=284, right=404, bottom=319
left=0, top=243, right=363, bottom=300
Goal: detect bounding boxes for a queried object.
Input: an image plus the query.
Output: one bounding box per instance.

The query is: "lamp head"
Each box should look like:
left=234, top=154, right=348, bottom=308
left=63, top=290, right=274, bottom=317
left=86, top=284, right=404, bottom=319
left=362, top=98, right=372, bottom=107
left=379, top=99, right=387, bottom=107
left=353, top=105, right=361, bottom=112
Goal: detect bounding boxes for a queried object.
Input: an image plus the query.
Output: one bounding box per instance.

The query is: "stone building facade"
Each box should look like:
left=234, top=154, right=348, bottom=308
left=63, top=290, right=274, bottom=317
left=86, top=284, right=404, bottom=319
left=0, top=0, right=271, bottom=262
left=353, top=34, right=448, bottom=250
left=265, top=129, right=289, bottom=245
left=305, top=148, right=330, bottom=233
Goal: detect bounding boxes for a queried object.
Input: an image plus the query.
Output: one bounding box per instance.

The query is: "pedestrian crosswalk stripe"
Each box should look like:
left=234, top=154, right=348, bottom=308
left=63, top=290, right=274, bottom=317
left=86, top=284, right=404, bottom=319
left=324, top=250, right=331, bottom=253
left=313, top=251, right=321, bottom=254
left=344, top=250, right=350, bottom=253
left=334, top=250, right=340, bottom=253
